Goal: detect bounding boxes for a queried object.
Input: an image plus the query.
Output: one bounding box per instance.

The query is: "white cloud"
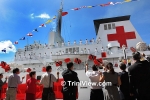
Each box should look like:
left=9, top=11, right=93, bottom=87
left=35, top=13, right=50, bottom=19
left=0, top=40, right=16, bottom=53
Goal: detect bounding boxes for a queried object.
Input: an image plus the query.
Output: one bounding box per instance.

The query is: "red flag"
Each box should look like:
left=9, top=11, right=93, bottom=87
left=27, top=33, right=33, bottom=37
left=101, top=52, right=107, bottom=58
left=55, top=61, right=62, bottom=67
left=100, top=2, right=111, bottom=7
left=93, top=59, right=100, bottom=66
left=130, top=47, right=136, bottom=53
left=74, top=58, right=81, bottom=64
left=39, top=24, right=46, bottom=27
left=4, top=65, right=11, bottom=72
left=42, top=67, right=46, bottom=72
left=64, top=58, right=71, bottom=63
left=26, top=68, right=31, bottom=72
left=62, top=12, right=68, bottom=16
left=88, top=54, right=96, bottom=60
left=97, top=58, right=103, bottom=63
left=14, top=41, right=18, bottom=44
left=71, top=8, right=80, bottom=10
left=93, top=58, right=103, bottom=66
left=114, top=63, right=118, bottom=67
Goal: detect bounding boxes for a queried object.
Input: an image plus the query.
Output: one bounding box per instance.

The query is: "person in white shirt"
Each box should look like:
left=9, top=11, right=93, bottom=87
left=95, top=48, right=98, bottom=56
left=88, top=49, right=90, bottom=54
left=6, top=68, right=24, bottom=100
left=56, top=42, right=59, bottom=47
left=40, top=66, right=59, bottom=100
left=44, top=52, right=47, bottom=56
left=85, top=64, right=104, bottom=100
left=79, top=40, right=82, bottom=45
left=68, top=41, right=70, bottom=46
left=84, top=48, right=87, bottom=54
left=85, top=39, right=88, bottom=45
left=97, top=37, right=101, bottom=44
left=62, top=42, right=64, bottom=47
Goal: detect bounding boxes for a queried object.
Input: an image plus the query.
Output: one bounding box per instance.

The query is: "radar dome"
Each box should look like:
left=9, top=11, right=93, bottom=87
left=136, top=42, right=147, bottom=51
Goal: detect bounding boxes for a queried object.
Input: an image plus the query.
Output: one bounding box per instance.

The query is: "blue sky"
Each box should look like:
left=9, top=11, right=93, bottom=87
left=0, top=0, right=149, bottom=63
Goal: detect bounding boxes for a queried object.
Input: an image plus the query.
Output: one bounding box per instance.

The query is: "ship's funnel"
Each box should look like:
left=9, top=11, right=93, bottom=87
left=94, top=15, right=143, bottom=50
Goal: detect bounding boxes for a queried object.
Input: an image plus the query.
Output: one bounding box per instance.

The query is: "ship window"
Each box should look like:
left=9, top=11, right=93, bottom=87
left=65, top=48, right=68, bottom=53
left=76, top=47, right=79, bottom=52
left=104, top=24, right=107, bottom=30
left=73, top=48, right=76, bottom=53
left=69, top=48, right=72, bottom=53
left=112, top=23, right=115, bottom=29
left=108, top=24, right=111, bottom=30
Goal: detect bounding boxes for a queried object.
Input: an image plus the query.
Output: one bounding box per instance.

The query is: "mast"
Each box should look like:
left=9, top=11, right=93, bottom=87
left=48, top=0, right=64, bottom=46
left=56, top=0, right=63, bottom=37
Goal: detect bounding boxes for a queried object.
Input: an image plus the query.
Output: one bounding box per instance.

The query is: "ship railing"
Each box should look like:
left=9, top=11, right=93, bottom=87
left=15, top=51, right=102, bottom=61
left=53, top=41, right=100, bottom=48
left=22, top=41, right=101, bottom=51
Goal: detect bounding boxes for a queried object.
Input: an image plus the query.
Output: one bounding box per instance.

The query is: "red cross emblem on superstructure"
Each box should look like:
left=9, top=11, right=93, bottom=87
left=107, top=26, right=136, bottom=47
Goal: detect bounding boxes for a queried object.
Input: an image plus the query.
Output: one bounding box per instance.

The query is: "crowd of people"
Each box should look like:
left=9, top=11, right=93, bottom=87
left=0, top=52, right=150, bottom=100
left=85, top=52, right=150, bottom=100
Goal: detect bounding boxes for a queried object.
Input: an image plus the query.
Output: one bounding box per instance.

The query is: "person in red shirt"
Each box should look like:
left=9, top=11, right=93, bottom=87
left=26, top=71, right=39, bottom=100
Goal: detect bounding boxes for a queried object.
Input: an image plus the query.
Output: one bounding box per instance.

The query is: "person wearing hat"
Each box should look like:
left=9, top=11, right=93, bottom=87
left=128, top=52, right=150, bottom=100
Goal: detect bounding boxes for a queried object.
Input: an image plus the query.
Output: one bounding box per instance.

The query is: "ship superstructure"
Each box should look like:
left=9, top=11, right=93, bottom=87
left=1, top=1, right=150, bottom=100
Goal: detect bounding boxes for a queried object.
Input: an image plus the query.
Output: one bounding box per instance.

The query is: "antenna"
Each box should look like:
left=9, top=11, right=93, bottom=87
left=61, top=0, right=63, bottom=10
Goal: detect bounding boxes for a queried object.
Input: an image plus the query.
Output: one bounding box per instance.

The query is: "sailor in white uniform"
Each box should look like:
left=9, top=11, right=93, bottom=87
left=62, top=51, right=64, bottom=55
left=44, top=53, right=47, bottom=58
left=97, top=37, right=101, bottom=44
left=84, top=48, right=87, bottom=54
left=56, top=42, right=59, bottom=47
left=45, top=43, right=47, bottom=48
left=92, top=38, right=95, bottom=44
left=101, top=47, right=104, bottom=52
left=50, top=52, right=53, bottom=58
left=85, top=39, right=88, bottom=45
left=59, top=51, right=62, bottom=55
left=29, top=54, right=31, bottom=59
left=68, top=41, right=70, bottom=46
left=62, top=42, right=64, bottom=47
left=74, top=50, right=77, bottom=54
left=80, top=40, right=82, bottom=45
left=88, top=49, right=90, bottom=54
left=95, top=48, right=98, bottom=56
left=39, top=53, right=41, bottom=58
left=81, top=49, right=83, bottom=54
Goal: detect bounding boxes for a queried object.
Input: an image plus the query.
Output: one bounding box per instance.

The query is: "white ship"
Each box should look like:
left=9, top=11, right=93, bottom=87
left=0, top=1, right=150, bottom=100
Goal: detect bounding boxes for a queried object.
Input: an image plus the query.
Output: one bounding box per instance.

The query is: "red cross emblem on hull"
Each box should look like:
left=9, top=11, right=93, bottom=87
left=107, top=26, right=136, bottom=47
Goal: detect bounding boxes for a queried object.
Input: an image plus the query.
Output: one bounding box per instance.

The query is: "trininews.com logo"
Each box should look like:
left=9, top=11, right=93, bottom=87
left=61, top=81, right=112, bottom=87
